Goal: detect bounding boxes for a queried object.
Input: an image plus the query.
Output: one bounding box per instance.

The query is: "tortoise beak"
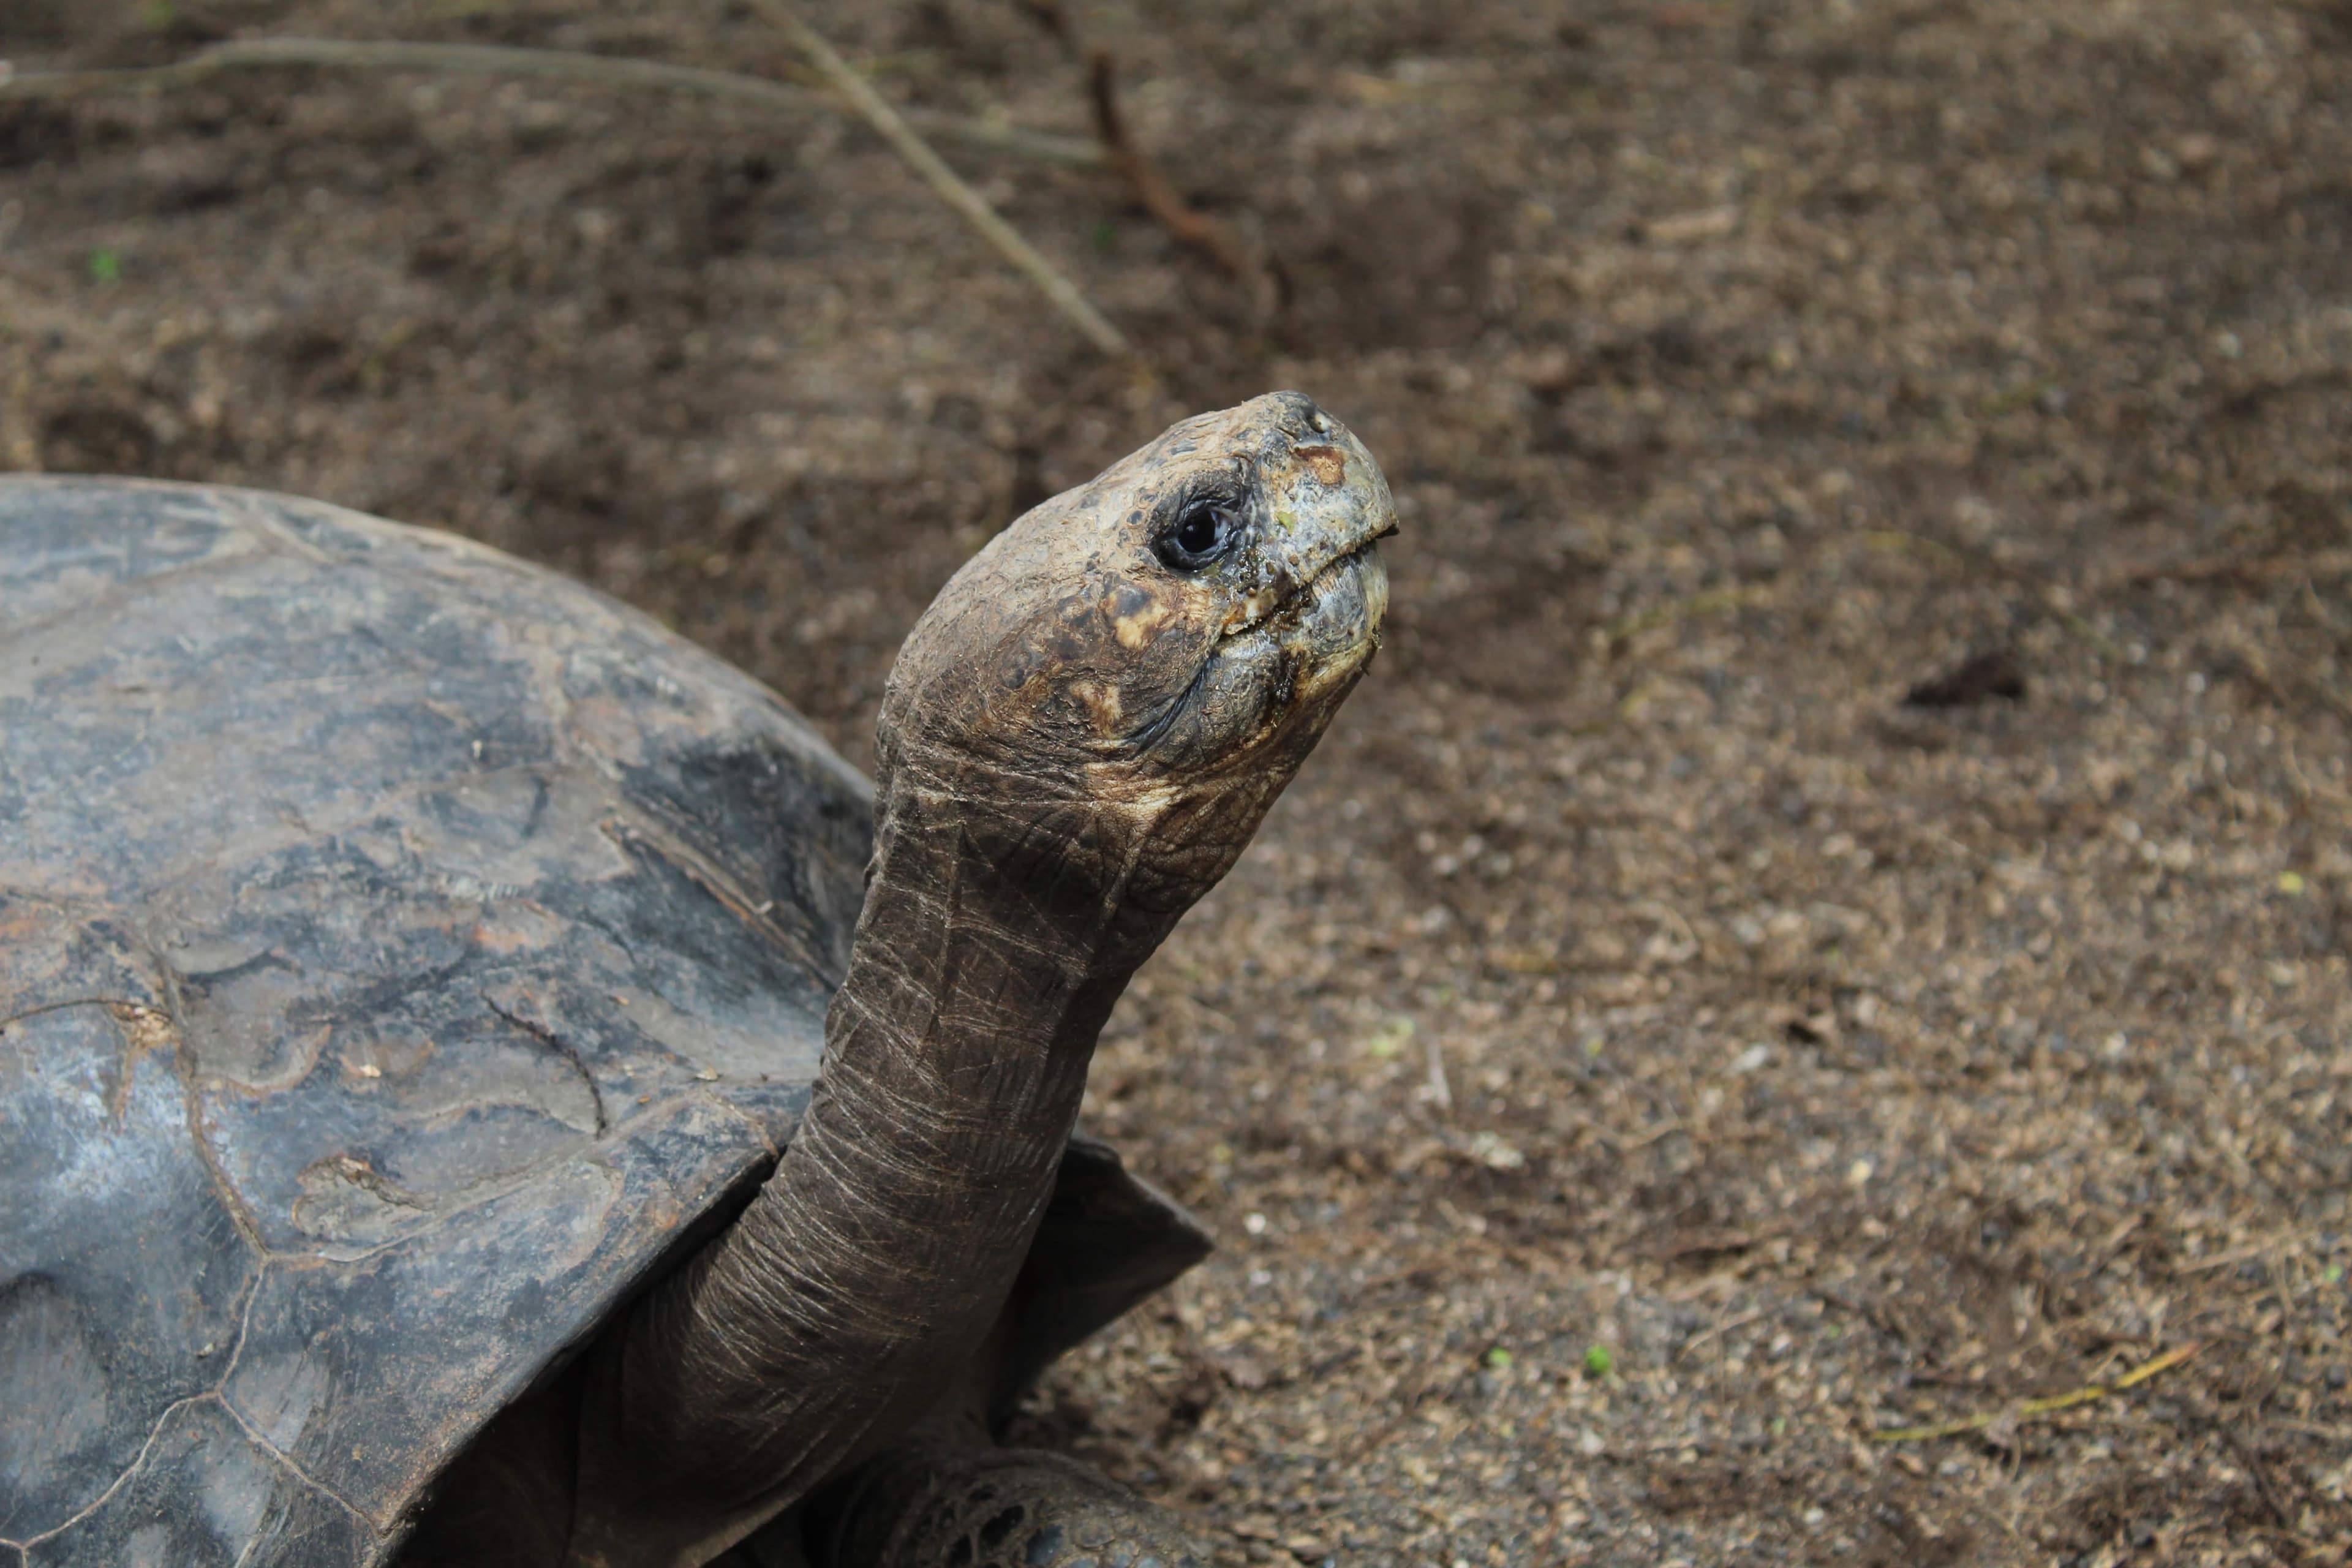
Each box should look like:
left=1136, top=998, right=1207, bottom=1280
left=1242, top=409, right=1394, bottom=682
left=1210, top=401, right=1396, bottom=641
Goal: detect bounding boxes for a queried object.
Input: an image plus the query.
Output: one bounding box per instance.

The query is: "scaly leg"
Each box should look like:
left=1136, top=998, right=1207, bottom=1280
left=778, top=1419, right=1214, bottom=1568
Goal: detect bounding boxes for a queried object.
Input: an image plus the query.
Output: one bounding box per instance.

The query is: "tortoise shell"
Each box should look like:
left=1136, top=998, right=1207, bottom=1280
left=0, top=478, right=1200, bottom=1567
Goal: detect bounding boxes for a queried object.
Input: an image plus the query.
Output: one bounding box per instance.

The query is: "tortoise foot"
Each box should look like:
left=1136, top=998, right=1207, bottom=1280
left=796, top=1431, right=1212, bottom=1568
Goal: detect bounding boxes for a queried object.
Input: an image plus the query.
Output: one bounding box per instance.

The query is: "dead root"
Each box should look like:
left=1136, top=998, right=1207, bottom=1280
left=1872, top=1341, right=2207, bottom=1446
left=1087, top=49, right=1283, bottom=322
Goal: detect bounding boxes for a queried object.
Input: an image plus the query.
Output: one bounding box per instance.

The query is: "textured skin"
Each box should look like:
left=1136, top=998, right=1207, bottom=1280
left=0, top=392, right=1392, bottom=1568
left=0, top=480, right=1208, bottom=1566
left=574, top=394, right=1391, bottom=1566
left=802, top=1425, right=1213, bottom=1568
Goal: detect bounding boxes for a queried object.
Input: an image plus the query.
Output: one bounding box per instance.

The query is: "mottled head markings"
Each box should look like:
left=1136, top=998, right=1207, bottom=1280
left=1100, top=581, right=1170, bottom=651
left=1294, top=445, right=1348, bottom=487
left=878, top=391, right=1394, bottom=909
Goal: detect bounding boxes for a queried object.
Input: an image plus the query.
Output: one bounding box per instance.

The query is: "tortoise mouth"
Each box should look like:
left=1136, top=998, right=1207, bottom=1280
left=1297, top=539, right=1380, bottom=611
left=1267, top=538, right=1385, bottom=648
left=1216, top=538, right=1382, bottom=646
left=1125, top=540, right=1384, bottom=768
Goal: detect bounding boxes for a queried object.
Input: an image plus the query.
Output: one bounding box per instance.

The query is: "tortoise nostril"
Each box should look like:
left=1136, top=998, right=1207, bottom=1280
left=1271, top=389, right=1327, bottom=434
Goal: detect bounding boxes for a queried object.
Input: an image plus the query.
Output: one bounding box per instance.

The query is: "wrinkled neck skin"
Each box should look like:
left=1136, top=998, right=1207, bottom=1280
left=561, top=388, right=1389, bottom=1568
left=566, top=742, right=1201, bottom=1568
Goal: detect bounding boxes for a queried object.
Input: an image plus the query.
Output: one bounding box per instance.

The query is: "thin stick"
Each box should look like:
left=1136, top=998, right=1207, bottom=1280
left=1422, top=1033, right=1452, bottom=1115
left=1871, top=1341, right=2206, bottom=1443
left=2106, top=548, right=2352, bottom=592
left=0, top=38, right=1105, bottom=168
left=1674, top=1307, right=1769, bottom=1363
left=1601, top=582, right=1778, bottom=647
left=1087, top=48, right=1280, bottom=319
left=2170, top=1226, right=2321, bottom=1276
left=744, top=0, right=1133, bottom=361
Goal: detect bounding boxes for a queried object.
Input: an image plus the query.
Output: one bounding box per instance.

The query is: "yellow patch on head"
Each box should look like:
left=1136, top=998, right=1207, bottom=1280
left=1229, top=589, right=1281, bottom=629
left=1107, top=582, right=1175, bottom=650
left=1072, top=679, right=1124, bottom=726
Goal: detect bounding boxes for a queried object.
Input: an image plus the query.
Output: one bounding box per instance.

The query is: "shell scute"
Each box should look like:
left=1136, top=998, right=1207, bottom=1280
left=1, top=480, right=852, bottom=1562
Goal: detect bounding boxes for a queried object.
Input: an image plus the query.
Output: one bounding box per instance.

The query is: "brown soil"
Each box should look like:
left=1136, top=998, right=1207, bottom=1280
left=4, top=1, right=2349, bottom=1564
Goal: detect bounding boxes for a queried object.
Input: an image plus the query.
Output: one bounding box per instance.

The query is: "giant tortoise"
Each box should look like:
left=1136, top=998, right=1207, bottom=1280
left=0, top=392, right=1392, bottom=1567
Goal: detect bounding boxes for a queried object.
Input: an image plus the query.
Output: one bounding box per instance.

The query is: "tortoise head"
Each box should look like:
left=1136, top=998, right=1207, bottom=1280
left=878, top=391, right=1392, bottom=924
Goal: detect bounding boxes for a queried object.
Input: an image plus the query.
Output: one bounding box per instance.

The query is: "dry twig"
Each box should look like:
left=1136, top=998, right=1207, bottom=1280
left=2171, top=1226, right=2321, bottom=1276
left=1600, top=582, right=1779, bottom=648
left=0, top=37, right=1104, bottom=167
left=1675, top=1307, right=1770, bottom=1363
left=2102, top=546, right=2352, bottom=593
left=1871, top=1341, right=2206, bottom=1444
left=1087, top=48, right=1281, bottom=320
left=742, top=0, right=1133, bottom=360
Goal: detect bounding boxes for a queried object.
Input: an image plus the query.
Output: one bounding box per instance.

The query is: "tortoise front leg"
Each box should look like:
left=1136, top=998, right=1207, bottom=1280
left=771, top=1418, right=1214, bottom=1568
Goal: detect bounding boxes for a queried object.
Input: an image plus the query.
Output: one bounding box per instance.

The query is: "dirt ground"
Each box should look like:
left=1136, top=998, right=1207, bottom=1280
left=4, top=0, right=2350, bottom=1562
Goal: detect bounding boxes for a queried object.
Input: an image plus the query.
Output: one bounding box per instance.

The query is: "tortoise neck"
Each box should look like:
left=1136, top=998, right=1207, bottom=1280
left=576, top=770, right=1174, bottom=1561
left=805, top=775, right=1155, bottom=1254
left=835, top=770, right=1153, bottom=1120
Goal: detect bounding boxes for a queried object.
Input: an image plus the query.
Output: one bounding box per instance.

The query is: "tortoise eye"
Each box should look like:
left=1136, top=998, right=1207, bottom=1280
left=1155, top=500, right=1238, bottom=571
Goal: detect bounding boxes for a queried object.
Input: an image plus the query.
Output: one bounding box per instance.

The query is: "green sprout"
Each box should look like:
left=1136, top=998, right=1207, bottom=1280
left=1583, top=1343, right=1615, bottom=1378
left=88, top=249, right=123, bottom=284
left=1363, top=1016, right=1414, bottom=1060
